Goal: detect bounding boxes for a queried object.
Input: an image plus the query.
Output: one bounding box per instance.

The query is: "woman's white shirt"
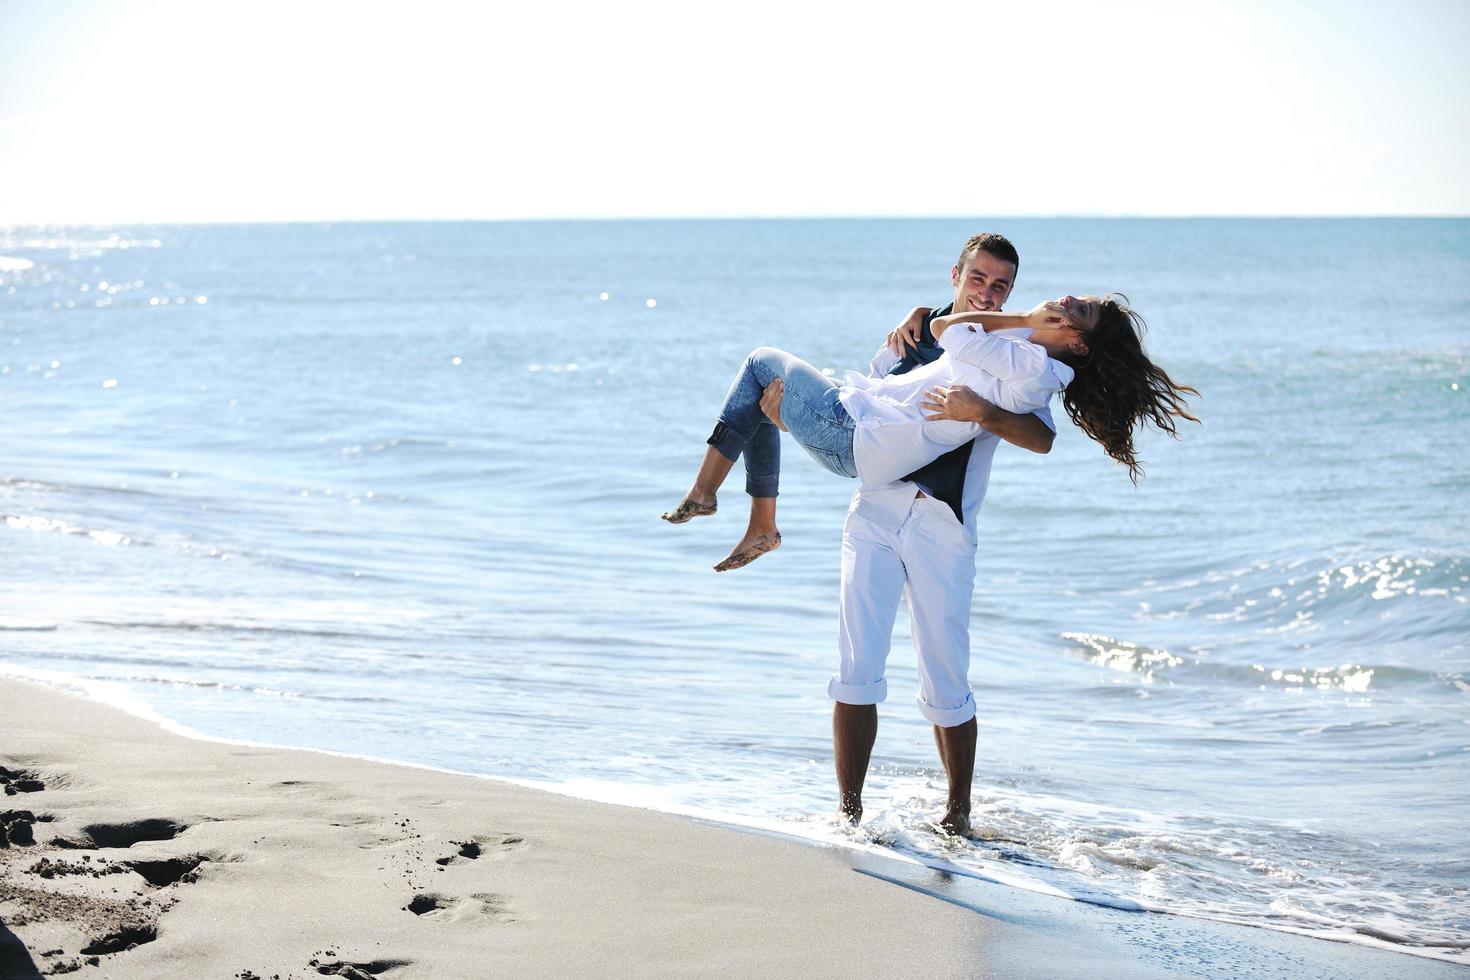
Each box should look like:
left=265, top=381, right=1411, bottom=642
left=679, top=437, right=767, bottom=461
left=838, top=327, right=1071, bottom=488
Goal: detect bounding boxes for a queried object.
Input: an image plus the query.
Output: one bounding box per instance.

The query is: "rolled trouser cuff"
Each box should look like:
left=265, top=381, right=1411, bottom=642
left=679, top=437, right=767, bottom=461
left=828, top=676, right=887, bottom=705
left=707, top=420, right=743, bottom=462
left=917, top=691, right=975, bottom=728
left=746, top=474, right=778, bottom=498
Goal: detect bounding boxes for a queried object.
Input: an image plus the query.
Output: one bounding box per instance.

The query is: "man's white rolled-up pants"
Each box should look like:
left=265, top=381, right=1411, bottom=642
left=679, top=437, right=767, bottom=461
left=829, top=494, right=977, bottom=727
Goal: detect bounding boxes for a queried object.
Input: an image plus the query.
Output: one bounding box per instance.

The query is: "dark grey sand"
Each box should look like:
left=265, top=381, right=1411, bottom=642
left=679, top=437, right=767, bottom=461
left=0, top=678, right=1460, bottom=979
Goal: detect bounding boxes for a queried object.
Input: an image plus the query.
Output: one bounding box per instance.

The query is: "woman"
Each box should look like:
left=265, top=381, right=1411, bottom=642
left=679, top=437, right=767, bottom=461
left=664, top=295, right=1199, bottom=571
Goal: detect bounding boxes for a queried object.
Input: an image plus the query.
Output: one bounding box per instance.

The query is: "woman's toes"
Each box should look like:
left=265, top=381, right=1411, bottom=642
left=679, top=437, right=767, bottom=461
left=662, top=496, right=717, bottom=524
left=713, top=532, right=781, bottom=572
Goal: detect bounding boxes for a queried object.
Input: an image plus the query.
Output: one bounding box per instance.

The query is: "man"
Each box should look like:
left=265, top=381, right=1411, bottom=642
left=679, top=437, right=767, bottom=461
left=761, top=233, right=1054, bottom=834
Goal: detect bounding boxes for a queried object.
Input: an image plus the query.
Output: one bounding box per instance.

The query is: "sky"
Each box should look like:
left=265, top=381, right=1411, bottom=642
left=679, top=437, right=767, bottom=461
left=1, top=0, right=1467, bottom=223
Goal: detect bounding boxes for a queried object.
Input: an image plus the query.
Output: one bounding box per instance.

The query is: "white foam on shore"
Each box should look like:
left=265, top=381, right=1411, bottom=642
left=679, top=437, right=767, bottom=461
left=0, top=256, right=34, bottom=272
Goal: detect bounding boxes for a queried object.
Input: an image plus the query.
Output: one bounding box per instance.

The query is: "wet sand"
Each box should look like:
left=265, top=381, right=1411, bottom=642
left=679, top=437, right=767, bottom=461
left=0, top=678, right=1456, bottom=979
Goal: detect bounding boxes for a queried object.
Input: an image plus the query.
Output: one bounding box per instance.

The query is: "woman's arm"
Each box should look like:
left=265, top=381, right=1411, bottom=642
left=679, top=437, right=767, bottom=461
left=929, top=310, right=1032, bottom=341
left=929, top=301, right=1071, bottom=341
left=938, top=330, right=1066, bottom=415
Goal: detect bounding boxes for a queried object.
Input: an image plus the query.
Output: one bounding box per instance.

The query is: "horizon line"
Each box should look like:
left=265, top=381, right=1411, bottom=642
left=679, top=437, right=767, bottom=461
left=3, top=212, right=1469, bottom=229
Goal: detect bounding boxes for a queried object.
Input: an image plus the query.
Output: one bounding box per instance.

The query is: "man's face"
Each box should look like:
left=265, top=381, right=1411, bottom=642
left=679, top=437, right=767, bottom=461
left=950, top=250, right=1016, bottom=313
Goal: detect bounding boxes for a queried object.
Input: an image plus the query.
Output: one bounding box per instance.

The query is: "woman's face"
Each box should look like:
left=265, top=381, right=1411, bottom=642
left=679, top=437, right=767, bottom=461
left=1055, top=295, right=1104, bottom=332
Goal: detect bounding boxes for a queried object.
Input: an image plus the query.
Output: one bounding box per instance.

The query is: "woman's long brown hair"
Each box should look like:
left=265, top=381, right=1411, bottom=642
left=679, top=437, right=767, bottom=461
left=1061, top=295, right=1199, bottom=483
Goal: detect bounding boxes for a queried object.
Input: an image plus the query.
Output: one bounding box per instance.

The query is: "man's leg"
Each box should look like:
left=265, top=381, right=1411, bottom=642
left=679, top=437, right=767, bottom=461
left=834, top=702, right=878, bottom=824
left=829, top=506, right=905, bottom=824
left=902, top=497, right=979, bottom=834
left=932, top=718, right=977, bottom=835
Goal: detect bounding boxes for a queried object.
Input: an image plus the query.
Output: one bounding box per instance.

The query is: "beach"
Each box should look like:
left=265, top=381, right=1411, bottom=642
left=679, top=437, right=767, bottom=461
left=5, top=0, right=1470, bottom=967
left=1, top=677, right=1459, bottom=979
left=1, top=219, right=1466, bottom=971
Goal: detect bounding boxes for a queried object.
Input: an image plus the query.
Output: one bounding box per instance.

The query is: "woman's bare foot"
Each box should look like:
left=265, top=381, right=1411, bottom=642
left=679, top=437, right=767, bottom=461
left=661, top=494, right=716, bottom=524
left=713, top=530, right=781, bottom=572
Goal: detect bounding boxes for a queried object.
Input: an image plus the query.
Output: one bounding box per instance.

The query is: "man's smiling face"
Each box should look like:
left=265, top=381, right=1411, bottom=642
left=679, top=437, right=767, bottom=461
left=950, top=250, right=1016, bottom=313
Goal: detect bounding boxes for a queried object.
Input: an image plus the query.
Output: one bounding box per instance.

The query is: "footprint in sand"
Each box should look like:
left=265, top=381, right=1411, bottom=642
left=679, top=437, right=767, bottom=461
left=54, top=818, right=188, bottom=850
left=433, top=834, right=526, bottom=866
left=0, top=762, right=210, bottom=977
left=1, top=807, right=51, bottom=846
left=81, top=923, right=159, bottom=956
left=0, top=764, right=47, bottom=795
left=404, top=892, right=454, bottom=916
left=404, top=892, right=515, bottom=923
left=470, top=892, right=516, bottom=924
left=308, top=955, right=412, bottom=978
left=124, top=854, right=210, bottom=886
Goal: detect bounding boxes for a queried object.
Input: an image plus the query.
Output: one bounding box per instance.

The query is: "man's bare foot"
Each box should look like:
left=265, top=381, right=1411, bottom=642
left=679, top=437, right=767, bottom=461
left=713, top=531, right=781, bottom=572
left=661, top=494, right=716, bottom=524
left=837, top=797, right=863, bottom=827
left=937, top=810, right=971, bottom=836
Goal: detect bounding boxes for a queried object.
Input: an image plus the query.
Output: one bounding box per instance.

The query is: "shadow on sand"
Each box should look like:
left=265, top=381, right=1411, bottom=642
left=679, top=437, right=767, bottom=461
left=0, top=917, right=42, bottom=980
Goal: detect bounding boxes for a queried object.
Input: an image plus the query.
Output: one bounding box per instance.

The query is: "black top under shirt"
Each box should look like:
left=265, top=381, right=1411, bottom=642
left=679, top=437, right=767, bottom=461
left=886, top=303, right=974, bottom=523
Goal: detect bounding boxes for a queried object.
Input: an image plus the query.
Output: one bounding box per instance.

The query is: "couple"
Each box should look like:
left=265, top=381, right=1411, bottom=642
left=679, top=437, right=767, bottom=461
left=664, top=234, right=1197, bottom=833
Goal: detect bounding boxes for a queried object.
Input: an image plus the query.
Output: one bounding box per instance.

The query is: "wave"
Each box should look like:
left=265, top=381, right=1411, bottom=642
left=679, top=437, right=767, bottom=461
left=3, top=513, right=134, bottom=546
left=0, top=476, right=174, bottom=501
left=84, top=673, right=389, bottom=705
left=77, top=619, right=409, bottom=644
left=1135, top=552, right=1467, bottom=617
left=1105, top=551, right=1470, bottom=665
left=0, top=233, right=162, bottom=251
left=813, top=780, right=1470, bottom=965
left=532, top=771, right=1470, bottom=965
left=1061, top=631, right=1465, bottom=694
left=0, top=506, right=401, bottom=584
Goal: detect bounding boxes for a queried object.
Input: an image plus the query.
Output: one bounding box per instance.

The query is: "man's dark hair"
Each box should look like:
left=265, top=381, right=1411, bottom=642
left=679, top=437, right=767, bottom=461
left=957, top=233, right=1020, bottom=274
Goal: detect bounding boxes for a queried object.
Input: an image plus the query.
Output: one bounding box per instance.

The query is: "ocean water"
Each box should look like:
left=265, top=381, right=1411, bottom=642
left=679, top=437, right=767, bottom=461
left=2, top=219, right=1467, bottom=964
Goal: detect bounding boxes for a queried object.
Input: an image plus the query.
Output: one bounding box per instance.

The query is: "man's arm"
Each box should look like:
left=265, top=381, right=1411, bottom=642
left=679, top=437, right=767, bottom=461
left=886, top=306, right=931, bottom=356
left=919, top=385, right=1054, bottom=454
left=762, top=378, right=1053, bottom=453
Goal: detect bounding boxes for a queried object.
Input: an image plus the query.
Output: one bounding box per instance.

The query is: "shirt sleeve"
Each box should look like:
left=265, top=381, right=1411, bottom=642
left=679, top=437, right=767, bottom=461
left=938, top=326, right=1071, bottom=412
left=866, top=344, right=900, bottom=379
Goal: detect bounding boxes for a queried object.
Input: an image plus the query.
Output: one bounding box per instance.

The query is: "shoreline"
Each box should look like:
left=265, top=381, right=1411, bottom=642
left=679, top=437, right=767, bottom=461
left=6, top=667, right=1465, bottom=968
left=1, top=676, right=1462, bottom=978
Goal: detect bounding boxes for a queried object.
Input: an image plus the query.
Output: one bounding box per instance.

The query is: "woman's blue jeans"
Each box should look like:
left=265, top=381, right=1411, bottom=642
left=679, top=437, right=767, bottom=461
left=707, top=347, right=858, bottom=497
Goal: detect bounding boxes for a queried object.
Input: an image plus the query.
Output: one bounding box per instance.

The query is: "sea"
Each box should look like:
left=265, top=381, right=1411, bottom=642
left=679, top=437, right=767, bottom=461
left=2, top=218, right=1467, bottom=965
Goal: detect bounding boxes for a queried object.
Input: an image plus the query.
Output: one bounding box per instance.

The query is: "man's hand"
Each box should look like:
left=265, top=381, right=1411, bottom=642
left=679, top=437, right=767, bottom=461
left=760, top=379, right=788, bottom=431
left=919, top=384, right=997, bottom=424
left=921, top=385, right=1054, bottom=454
left=886, top=306, right=931, bottom=355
